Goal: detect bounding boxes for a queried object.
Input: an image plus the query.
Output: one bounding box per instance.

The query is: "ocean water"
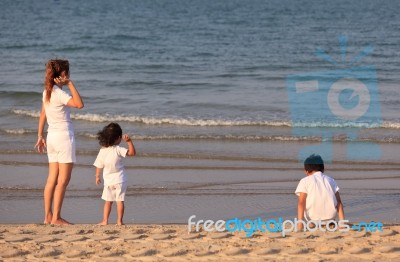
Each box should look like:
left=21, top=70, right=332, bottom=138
left=0, top=0, right=399, bottom=224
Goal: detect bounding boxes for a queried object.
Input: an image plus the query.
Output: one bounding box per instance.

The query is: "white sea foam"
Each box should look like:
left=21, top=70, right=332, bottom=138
left=11, top=109, right=291, bottom=126
left=72, top=113, right=291, bottom=127
left=11, top=109, right=400, bottom=129
left=130, top=134, right=319, bottom=142
left=4, top=128, right=33, bottom=135
left=77, top=133, right=400, bottom=143
left=381, top=122, right=400, bottom=129
left=12, top=109, right=40, bottom=118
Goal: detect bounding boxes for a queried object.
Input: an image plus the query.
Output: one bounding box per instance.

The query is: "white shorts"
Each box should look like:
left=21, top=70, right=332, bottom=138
left=46, top=131, right=76, bottom=163
left=102, top=183, right=127, bottom=202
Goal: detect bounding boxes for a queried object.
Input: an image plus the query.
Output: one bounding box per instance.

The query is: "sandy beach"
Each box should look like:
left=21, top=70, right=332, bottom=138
left=0, top=223, right=399, bottom=261
left=1, top=1, right=400, bottom=261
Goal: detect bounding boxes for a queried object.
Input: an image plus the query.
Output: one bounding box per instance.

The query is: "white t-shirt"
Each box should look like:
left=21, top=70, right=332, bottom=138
left=43, top=86, right=73, bottom=133
left=93, top=145, right=128, bottom=186
left=295, top=171, right=339, bottom=221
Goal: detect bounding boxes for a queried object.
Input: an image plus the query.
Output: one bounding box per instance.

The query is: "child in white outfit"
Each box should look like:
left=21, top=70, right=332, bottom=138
left=295, top=154, right=345, bottom=230
left=94, top=123, right=136, bottom=225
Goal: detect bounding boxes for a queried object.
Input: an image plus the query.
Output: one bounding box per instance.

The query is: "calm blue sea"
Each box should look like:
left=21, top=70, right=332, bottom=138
left=0, top=0, right=399, bottom=223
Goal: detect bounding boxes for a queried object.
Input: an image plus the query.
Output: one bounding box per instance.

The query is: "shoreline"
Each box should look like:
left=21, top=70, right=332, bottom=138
left=1, top=159, right=399, bottom=224
left=1, top=223, right=399, bottom=261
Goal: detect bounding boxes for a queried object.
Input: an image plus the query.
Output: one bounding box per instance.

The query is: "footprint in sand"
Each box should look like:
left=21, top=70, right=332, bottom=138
left=65, top=249, right=88, bottom=259
left=322, top=233, right=344, bottom=240
left=208, top=232, right=232, bottom=239
left=377, top=229, right=397, bottom=237
left=133, top=228, right=148, bottom=234
left=64, top=235, right=88, bottom=242
left=224, top=247, right=250, bottom=256
left=181, top=233, right=203, bottom=240
left=236, top=233, right=262, bottom=239
left=292, top=232, right=319, bottom=240
left=34, top=248, right=62, bottom=258
left=194, top=250, right=212, bottom=257
left=130, top=248, right=158, bottom=257
left=119, top=233, right=147, bottom=241
left=265, top=233, right=283, bottom=239
left=152, top=228, right=176, bottom=234
left=256, top=248, right=280, bottom=255
left=316, top=246, right=338, bottom=255
left=35, top=236, right=60, bottom=244
left=348, top=247, right=370, bottom=254
left=90, top=235, right=115, bottom=241
left=1, top=249, right=30, bottom=259
left=194, top=248, right=219, bottom=257
left=351, top=231, right=371, bottom=239
left=162, top=248, right=188, bottom=257
left=50, top=230, right=66, bottom=235
left=286, top=247, right=310, bottom=255
left=152, top=233, right=173, bottom=240
left=97, top=250, right=125, bottom=258
left=193, top=244, right=221, bottom=257
left=378, top=246, right=400, bottom=253
left=102, top=229, right=120, bottom=235
left=4, top=236, right=32, bottom=243
left=76, top=229, right=94, bottom=235
left=18, top=230, right=35, bottom=235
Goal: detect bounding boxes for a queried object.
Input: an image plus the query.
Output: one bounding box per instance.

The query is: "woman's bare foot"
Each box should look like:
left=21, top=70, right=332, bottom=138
left=97, top=221, right=108, bottom=226
left=51, top=218, right=72, bottom=225
left=117, top=222, right=124, bottom=226
left=44, top=213, right=53, bottom=224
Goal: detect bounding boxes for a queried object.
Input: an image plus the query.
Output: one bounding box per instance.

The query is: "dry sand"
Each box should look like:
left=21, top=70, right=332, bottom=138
left=0, top=224, right=399, bottom=261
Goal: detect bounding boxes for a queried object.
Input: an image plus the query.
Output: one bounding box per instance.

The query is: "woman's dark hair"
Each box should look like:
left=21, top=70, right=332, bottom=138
left=304, top=154, right=324, bottom=173
left=97, top=123, right=123, bottom=147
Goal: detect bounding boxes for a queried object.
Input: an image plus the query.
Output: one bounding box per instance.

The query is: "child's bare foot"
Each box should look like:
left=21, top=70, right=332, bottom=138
left=97, top=221, right=108, bottom=226
left=51, top=218, right=72, bottom=225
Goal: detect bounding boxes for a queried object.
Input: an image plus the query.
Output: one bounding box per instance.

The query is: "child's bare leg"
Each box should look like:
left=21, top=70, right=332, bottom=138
left=44, top=162, right=59, bottom=224
left=98, top=201, right=112, bottom=225
left=116, top=201, right=124, bottom=225
left=51, top=163, right=73, bottom=225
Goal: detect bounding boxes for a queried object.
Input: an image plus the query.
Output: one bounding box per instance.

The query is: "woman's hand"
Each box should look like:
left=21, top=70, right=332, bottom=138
left=34, top=136, right=46, bottom=153
left=96, top=175, right=102, bottom=185
left=54, top=76, right=70, bottom=86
